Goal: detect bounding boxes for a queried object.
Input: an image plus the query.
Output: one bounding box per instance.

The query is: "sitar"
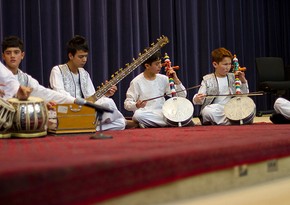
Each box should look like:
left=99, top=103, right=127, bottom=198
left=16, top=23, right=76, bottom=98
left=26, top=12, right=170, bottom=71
left=87, top=35, right=169, bottom=102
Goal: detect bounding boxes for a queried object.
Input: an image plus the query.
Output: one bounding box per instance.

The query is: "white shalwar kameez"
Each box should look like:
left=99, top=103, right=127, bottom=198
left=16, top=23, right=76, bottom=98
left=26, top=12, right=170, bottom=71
left=274, top=97, right=290, bottom=119
left=50, top=64, right=126, bottom=131
left=124, top=73, right=187, bottom=127
left=0, top=61, right=20, bottom=100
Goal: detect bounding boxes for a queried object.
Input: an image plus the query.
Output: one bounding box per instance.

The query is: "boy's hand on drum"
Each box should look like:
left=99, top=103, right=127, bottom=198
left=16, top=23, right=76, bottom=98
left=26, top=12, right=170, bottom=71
left=0, top=90, right=4, bottom=97
left=17, top=86, right=32, bottom=100
left=0, top=84, right=5, bottom=97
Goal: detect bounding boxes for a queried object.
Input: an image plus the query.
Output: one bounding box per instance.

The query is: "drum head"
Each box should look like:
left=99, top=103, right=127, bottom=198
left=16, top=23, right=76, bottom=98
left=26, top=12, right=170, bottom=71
left=162, top=97, right=194, bottom=126
left=8, top=96, right=44, bottom=103
left=224, top=97, right=256, bottom=121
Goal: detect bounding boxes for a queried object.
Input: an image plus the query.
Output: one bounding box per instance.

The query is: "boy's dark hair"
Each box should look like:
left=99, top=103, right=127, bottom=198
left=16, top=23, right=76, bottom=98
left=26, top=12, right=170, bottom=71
left=142, top=50, right=162, bottom=68
left=2, top=36, right=24, bottom=53
left=211, top=47, right=233, bottom=64
left=66, top=35, right=89, bottom=57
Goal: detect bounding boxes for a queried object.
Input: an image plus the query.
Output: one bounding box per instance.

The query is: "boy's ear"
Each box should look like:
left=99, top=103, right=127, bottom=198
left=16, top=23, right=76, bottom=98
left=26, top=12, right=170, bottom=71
left=144, top=63, right=150, bottom=69
left=212, top=61, right=218, bottom=68
left=68, top=53, right=73, bottom=60
left=21, top=52, right=25, bottom=59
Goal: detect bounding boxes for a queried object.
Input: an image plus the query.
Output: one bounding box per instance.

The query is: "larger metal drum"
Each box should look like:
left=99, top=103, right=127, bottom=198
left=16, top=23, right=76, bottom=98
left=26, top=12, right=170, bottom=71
left=8, top=96, right=48, bottom=138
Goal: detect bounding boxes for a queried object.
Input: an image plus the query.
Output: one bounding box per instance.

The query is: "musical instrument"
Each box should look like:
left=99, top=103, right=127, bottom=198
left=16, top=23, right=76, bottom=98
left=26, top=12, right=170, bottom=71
left=163, top=53, right=180, bottom=97
left=161, top=53, right=193, bottom=127
left=48, top=104, right=96, bottom=134
left=87, top=35, right=169, bottom=102
left=233, top=55, right=242, bottom=94
left=8, top=97, right=48, bottom=138
left=162, top=97, right=194, bottom=127
left=232, top=54, right=247, bottom=93
left=0, top=98, right=16, bottom=138
left=141, top=85, right=201, bottom=103
left=205, top=91, right=264, bottom=98
left=224, top=97, right=256, bottom=125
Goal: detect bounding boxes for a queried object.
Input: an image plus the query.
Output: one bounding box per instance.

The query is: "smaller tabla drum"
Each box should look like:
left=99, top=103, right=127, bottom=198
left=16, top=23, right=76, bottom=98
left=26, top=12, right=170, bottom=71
left=8, top=96, right=48, bottom=138
left=162, top=97, right=194, bottom=127
left=224, top=97, right=256, bottom=125
left=0, top=98, right=16, bottom=138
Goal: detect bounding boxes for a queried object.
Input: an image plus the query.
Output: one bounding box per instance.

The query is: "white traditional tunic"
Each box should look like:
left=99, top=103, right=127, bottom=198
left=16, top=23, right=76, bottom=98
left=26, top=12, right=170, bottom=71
left=0, top=61, right=20, bottom=100
left=50, top=64, right=126, bottom=131
left=193, top=73, right=249, bottom=125
left=274, top=97, right=290, bottom=119
left=124, top=73, right=187, bottom=127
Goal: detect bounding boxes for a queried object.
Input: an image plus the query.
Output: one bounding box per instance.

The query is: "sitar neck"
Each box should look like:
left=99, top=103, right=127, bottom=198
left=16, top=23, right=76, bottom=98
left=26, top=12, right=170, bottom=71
left=87, top=35, right=169, bottom=102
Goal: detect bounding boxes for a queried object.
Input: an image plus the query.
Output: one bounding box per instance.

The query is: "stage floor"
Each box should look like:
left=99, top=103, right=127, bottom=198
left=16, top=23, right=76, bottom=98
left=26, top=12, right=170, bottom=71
left=166, top=176, right=290, bottom=205
left=1, top=115, right=287, bottom=205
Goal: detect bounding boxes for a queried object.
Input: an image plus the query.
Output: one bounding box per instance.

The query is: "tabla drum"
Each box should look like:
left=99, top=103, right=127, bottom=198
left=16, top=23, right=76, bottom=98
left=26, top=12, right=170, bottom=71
left=0, top=98, right=16, bottom=138
left=224, top=97, right=256, bottom=125
left=8, top=96, right=48, bottom=138
left=162, top=97, right=194, bottom=127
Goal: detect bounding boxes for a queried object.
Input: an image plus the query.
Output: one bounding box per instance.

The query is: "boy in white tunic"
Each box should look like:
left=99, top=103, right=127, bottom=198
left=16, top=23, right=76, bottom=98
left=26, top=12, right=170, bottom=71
left=0, top=61, right=31, bottom=100
left=124, top=51, right=187, bottom=128
left=192, top=47, right=249, bottom=125
left=1, top=36, right=76, bottom=106
left=49, top=35, right=126, bottom=131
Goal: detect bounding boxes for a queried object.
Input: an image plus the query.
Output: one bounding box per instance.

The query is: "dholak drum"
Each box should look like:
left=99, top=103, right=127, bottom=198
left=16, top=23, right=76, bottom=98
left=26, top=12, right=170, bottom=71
left=162, top=97, right=194, bottom=127
left=0, top=98, right=16, bottom=138
left=8, top=96, right=48, bottom=138
left=224, top=97, right=256, bottom=125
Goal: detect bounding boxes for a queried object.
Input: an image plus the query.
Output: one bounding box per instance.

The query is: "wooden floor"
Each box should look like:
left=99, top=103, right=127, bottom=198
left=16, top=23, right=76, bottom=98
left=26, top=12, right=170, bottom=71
left=99, top=115, right=287, bottom=205
left=166, top=176, right=290, bottom=205
left=167, top=115, right=288, bottom=205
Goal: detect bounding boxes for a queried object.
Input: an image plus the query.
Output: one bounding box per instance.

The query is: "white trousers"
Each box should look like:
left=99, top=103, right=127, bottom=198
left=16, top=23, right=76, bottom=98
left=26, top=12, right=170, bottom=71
left=201, top=104, right=231, bottom=125
left=132, top=108, right=167, bottom=127
left=95, top=97, right=126, bottom=131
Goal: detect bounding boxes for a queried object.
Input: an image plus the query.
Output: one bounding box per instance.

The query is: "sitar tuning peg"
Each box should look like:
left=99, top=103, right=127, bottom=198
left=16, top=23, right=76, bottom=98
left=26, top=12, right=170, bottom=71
left=138, top=53, right=142, bottom=56
left=125, top=63, right=129, bottom=67
left=151, top=43, right=154, bottom=46
left=111, top=74, right=114, bottom=78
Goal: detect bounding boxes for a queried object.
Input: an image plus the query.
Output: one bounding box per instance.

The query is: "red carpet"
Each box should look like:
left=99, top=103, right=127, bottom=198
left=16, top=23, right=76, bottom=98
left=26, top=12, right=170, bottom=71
left=0, top=124, right=289, bottom=205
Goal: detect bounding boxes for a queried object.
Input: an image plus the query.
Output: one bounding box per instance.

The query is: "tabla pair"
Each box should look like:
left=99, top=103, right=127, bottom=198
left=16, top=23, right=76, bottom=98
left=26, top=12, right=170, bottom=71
left=0, top=97, right=48, bottom=138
